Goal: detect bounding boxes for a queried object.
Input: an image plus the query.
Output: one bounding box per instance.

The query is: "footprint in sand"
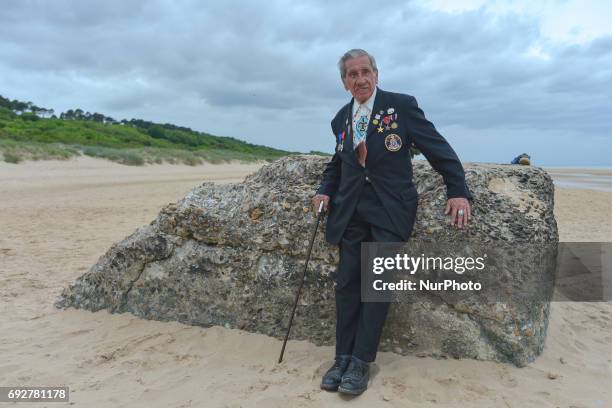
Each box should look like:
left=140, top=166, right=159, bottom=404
left=574, top=339, right=589, bottom=351
left=499, top=368, right=518, bottom=388
left=382, top=377, right=405, bottom=391
left=69, top=329, right=94, bottom=336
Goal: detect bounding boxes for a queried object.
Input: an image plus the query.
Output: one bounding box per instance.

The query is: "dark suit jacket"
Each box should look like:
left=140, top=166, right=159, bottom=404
left=316, top=87, right=472, bottom=244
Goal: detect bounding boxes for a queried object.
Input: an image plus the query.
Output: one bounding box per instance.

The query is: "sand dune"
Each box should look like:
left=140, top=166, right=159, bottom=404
left=1, top=157, right=610, bottom=407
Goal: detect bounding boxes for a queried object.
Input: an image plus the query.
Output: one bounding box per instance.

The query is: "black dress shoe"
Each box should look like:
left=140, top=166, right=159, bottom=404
left=320, top=355, right=352, bottom=391
left=338, top=356, right=369, bottom=395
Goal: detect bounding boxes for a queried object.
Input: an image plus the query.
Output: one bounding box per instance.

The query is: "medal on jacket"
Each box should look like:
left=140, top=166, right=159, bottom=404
left=374, top=108, right=398, bottom=132
left=336, top=131, right=346, bottom=152
left=385, top=133, right=402, bottom=151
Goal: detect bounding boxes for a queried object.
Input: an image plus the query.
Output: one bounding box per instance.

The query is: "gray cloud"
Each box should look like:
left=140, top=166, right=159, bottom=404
left=0, top=0, right=610, bottom=165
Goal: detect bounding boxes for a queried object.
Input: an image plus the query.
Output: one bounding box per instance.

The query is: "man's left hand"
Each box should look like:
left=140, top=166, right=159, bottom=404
left=444, top=198, right=471, bottom=229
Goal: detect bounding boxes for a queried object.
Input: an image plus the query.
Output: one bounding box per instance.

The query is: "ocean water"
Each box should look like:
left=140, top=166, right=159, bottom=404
left=546, top=170, right=612, bottom=192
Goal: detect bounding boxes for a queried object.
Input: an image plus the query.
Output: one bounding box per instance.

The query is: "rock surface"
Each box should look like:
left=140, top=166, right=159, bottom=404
left=55, top=155, right=558, bottom=366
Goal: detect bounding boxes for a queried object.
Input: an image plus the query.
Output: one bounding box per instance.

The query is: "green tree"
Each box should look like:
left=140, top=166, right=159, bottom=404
left=148, top=125, right=166, bottom=139
left=20, top=112, right=40, bottom=121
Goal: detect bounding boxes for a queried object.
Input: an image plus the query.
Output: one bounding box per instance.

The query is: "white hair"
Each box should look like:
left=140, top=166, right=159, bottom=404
left=337, top=49, right=378, bottom=78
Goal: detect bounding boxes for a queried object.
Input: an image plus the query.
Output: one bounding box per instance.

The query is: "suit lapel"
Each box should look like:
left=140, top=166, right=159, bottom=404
left=341, top=99, right=360, bottom=167
left=365, top=88, right=387, bottom=167
left=366, top=87, right=384, bottom=142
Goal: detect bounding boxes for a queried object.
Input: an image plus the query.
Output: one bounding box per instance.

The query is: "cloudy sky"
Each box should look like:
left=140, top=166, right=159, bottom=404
left=1, top=0, right=611, bottom=166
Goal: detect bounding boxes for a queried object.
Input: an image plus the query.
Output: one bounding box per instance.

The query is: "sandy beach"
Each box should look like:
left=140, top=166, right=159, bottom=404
left=1, top=157, right=611, bottom=408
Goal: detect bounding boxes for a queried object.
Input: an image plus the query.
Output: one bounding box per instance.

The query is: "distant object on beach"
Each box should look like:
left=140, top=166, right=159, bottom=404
left=511, top=153, right=531, bottom=166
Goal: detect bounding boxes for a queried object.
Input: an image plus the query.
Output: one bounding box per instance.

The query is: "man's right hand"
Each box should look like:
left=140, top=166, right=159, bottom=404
left=311, top=194, right=330, bottom=213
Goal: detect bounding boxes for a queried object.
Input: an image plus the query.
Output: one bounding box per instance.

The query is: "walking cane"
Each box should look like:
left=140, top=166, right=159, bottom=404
left=278, top=200, right=325, bottom=363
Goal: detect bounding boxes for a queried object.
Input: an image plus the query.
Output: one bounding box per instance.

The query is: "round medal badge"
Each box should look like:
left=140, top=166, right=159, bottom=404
left=384, top=134, right=402, bottom=152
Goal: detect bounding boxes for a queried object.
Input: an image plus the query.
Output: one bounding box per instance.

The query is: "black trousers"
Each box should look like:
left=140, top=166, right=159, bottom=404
left=334, top=182, right=403, bottom=362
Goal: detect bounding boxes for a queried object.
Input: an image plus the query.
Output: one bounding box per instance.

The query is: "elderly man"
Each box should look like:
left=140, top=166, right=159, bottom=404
left=312, top=49, right=472, bottom=396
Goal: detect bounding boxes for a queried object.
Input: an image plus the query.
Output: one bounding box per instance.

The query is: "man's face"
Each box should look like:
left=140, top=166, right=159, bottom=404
left=342, top=55, right=378, bottom=104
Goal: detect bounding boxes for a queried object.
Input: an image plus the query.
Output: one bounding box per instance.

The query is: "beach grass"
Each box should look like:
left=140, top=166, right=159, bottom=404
left=0, top=107, right=300, bottom=165
left=0, top=139, right=289, bottom=166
